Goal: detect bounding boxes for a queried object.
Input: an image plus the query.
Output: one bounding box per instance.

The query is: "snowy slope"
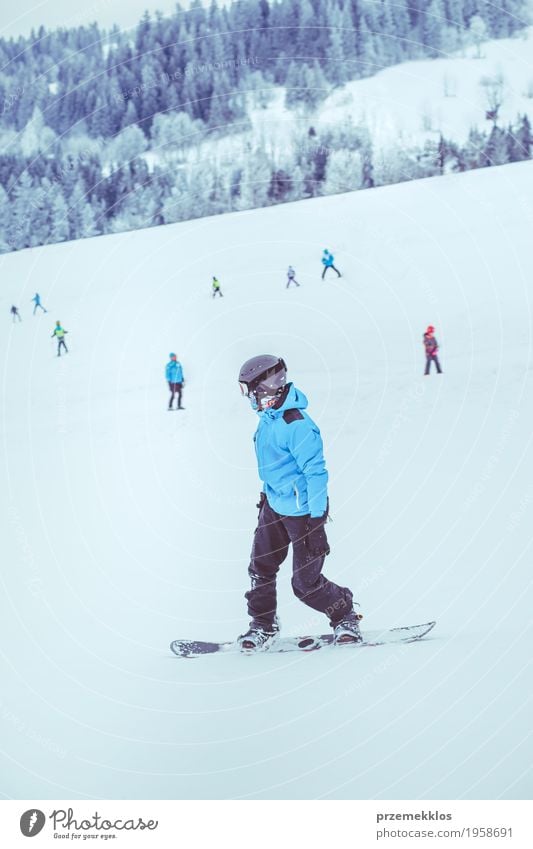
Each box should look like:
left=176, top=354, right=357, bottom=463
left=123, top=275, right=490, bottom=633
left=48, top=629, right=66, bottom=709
left=1, top=161, right=532, bottom=800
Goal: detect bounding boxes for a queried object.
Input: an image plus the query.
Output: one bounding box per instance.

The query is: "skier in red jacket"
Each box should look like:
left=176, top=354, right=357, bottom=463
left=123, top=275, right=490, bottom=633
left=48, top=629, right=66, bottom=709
left=423, top=325, right=442, bottom=375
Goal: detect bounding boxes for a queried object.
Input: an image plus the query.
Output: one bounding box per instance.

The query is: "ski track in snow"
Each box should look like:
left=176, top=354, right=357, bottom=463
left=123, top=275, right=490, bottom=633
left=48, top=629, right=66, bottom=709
left=0, top=161, right=532, bottom=800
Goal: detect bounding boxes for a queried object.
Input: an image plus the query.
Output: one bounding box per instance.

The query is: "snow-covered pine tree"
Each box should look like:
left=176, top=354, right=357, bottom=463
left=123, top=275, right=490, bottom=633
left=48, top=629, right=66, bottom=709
left=6, top=172, right=34, bottom=250
left=323, top=148, right=363, bottom=195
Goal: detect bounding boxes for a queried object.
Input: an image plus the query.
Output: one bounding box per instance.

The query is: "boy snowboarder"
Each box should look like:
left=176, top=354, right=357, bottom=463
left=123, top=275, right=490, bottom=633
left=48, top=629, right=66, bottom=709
left=32, top=293, right=47, bottom=314
left=286, top=265, right=300, bottom=288
left=51, top=321, right=68, bottom=356
left=165, top=353, right=185, bottom=410
left=212, top=276, right=223, bottom=298
left=321, top=249, right=341, bottom=279
left=10, top=305, right=21, bottom=322
left=237, top=354, right=362, bottom=651
left=423, top=325, right=442, bottom=375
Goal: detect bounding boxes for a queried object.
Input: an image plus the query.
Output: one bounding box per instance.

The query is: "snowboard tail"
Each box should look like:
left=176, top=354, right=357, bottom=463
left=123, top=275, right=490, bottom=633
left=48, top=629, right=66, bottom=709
left=170, top=621, right=436, bottom=658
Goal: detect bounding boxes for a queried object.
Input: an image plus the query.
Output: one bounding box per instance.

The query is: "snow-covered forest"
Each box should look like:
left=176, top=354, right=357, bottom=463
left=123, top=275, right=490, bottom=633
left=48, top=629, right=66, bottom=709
left=0, top=0, right=531, bottom=252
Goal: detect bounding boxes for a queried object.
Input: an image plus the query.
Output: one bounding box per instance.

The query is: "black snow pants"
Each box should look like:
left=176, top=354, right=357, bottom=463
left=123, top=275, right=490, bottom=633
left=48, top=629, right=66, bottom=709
left=425, top=354, right=442, bottom=375
left=168, top=381, right=183, bottom=408
left=246, top=498, right=353, bottom=628
left=57, top=338, right=68, bottom=356
left=321, top=264, right=341, bottom=279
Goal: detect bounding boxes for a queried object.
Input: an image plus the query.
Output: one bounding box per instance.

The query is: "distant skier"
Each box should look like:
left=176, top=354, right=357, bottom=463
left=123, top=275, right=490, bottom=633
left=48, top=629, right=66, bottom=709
left=32, top=293, right=47, bottom=314
left=51, top=321, right=68, bottom=356
left=10, top=305, right=21, bottom=322
left=212, top=276, right=223, bottom=298
left=321, top=249, right=341, bottom=280
left=423, top=325, right=442, bottom=375
left=166, top=352, right=185, bottom=410
left=286, top=265, right=300, bottom=288
left=236, top=354, right=362, bottom=651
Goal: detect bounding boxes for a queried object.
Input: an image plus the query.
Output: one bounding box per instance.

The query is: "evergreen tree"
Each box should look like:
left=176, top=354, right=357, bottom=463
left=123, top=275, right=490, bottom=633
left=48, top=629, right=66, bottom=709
left=323, top=148, right=363, bottom=195
left=67, top=179, right=99, bottom=240
left=327, top=2, right=348, bottom=85
left=162, top=176, right=188, bottom=225
left=421, top=0, right=446, bottom=55
left=512, top=114, right=533, bottom=161
left=462, top=126, right=486, bottom=169
left=109, top=181, right=158, bottom=233
left=108, top=125, right=147, bottom=166
left=6, top=172, right=34, bottom=250
left=483, top=125, right=510, bottom=166
left=469, top=15, right=488, bottom=57
left=285, top=61, right=328, bottom=111
left=27, top=179, right=54, bottom=246
left=0, top=185, right=11, bottom=252
left=236, top=148, right=272, bottom=210
left=269, top=168, right=292, bottom=202
left=151, top=112, right=204, bottom=159
left=19, top=107, right=57, bottom=157
left=50, top=183, right=70, bottom=243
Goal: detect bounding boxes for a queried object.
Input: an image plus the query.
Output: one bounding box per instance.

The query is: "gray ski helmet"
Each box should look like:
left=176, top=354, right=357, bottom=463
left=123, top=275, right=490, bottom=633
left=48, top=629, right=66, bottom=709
left=238, top=355, right=287, bottom=408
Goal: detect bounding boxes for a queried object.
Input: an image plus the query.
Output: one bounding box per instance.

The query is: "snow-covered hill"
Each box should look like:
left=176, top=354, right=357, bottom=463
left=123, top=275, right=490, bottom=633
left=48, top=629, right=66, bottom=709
left=155, top=27, right=533, bottom=189
left=316, top=26, right=533, bottom=149
left=1, top=161, right=532, bottom=800
left=227, top=27, right=533, bottom=165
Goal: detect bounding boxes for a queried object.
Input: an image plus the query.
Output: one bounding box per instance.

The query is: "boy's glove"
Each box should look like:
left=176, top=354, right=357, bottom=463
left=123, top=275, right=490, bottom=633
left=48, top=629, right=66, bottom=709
left=305, top=511, right=330, bottom=557
left=256, top=492, right=266, bottom=512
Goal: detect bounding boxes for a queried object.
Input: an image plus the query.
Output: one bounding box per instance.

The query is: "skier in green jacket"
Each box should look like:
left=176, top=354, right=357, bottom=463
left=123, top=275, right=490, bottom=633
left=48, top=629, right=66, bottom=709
left=51, top=321, right=68, bottom=357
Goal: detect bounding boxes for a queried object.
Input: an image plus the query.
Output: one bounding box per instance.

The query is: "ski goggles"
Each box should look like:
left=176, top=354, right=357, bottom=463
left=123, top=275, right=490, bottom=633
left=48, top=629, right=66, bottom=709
left=239, top=379, right=277, bottom=401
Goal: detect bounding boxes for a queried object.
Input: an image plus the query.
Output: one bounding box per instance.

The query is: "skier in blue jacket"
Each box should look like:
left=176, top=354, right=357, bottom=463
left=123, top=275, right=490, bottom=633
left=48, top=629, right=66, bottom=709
left=165, top=353, right=185, bottom=410
left=321, top=249, right=341, bottom=279
left=32, top=293, right=47, bottom=314
left=236, top=354, right=361, bottom=651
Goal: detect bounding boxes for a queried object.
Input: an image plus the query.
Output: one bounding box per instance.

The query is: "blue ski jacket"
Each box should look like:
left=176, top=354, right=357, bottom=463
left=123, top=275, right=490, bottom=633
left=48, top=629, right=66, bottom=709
left=253, top=383, right=328, bottom=518
left=166, top=360, right=184, bottom=382
left=322, top=252, right=334, bottom=267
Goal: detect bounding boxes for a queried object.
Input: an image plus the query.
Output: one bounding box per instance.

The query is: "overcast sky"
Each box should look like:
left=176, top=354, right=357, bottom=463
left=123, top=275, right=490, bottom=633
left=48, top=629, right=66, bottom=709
left=0, top=0, right=187, bottom=39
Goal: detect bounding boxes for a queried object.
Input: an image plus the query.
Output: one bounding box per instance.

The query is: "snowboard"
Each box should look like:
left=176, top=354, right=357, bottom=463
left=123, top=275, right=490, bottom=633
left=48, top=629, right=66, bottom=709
left=170, top=621, right=436, bottom=658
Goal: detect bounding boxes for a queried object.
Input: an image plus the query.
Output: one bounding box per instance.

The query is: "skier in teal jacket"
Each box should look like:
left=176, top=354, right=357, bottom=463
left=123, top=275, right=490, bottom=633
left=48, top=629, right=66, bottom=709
left=321, top=249, right=341, bottom=279
left=165, top=353, right=184, bottom=409
left=32, top=293, right=47, bottom=314
left=236, top=354, right=362, bottom=651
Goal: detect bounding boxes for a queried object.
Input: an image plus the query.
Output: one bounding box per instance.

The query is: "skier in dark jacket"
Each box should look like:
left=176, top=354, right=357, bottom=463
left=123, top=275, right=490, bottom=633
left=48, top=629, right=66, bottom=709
left=51, top=321, right=68, bottom=356
left=321, top=249, right=341, bottom=279
left=236, top=354, right=362, bottom=651
left=212, top=276, right=223, bottom=298
left=10, top=305, right=21, bottom=322
left=165, top=353, right=185, bottom=409
left=286, top=265, right=300, bottom=288
left=32, top=293, right=47, bottom=314
left=423, top=325, right=442, bottom=375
